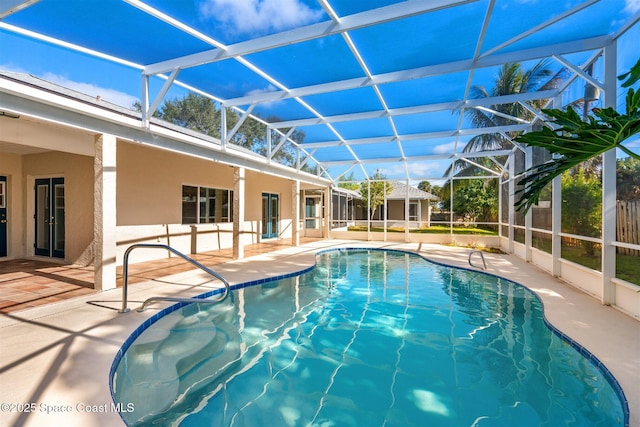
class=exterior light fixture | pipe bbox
[584,84,600,102]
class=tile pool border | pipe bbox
[109,247,629,427]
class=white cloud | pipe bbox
[199,0,324,36]
[625,0,640,13]
[0,65,138,108]
[246,84,277,96]
[42,73,138,108]
[432,140,458,154]
[379,163,406,178]
[379,159,450,180]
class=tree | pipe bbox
[514,58,640,212]
[444,61,563,178]
[359,170,392,220]
[617,157,640,200]
[159,93,221,137]
[417,180,431,192]
[561,168,602,256]
[462,61,561,152]
[441,179,498,224]
[154,93,311,171]
[338,172,360,191]
[430,184,443,210]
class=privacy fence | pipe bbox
[617,200,640,255]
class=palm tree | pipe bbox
[439,61,564,225]
[514,58,640,212]
[444,60,564,178]
[463,60,562,152]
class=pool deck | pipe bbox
[0,240,638,427]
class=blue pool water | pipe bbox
[111,249,627,426]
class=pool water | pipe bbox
[111,249,626,426]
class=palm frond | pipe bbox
[514,81,640,213]
[619,58,640,88]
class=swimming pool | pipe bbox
[111,249,628,426]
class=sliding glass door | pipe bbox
[34,177,65,258]
[0,176,6,257]
[261,193,279,239]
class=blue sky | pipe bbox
[0,0,638,181]
[1,0,638,104]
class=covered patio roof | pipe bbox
[0,0,638,183]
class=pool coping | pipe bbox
[1,240,638,427]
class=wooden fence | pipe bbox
[617,200,640,255]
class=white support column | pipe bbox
[601,42,617,305]
[524,146,533,262]
[292,180,300,246]
[221,107,227,151]
[498,175,503,239]
[94,133,117,291]
[383,182,387,242]
[233,167,245,260]
[367,181,371,241]
[141,74,150,128]
[551,94,563,277]
[404,179,410,242]
[449,178,454,237]
[508,153,515,253]
[267,129,272,161]
[551,175,562,276]
[323,187,330,238]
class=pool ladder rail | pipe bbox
[468,250,487,270]
[118,243,231,313]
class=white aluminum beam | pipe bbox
[0,0,38,18]
[479,0,599,58]
[301,124,531,149]
[319,150,512,166]
[146,68,180,121]
[270,127,296,159]
[143,0,475,75]
[552,54,604,91]
[226,104,256,142]
[1,92,330,187]
[0,22,144,70]
[223,34,607,107]
[270,90,555,130]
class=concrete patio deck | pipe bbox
[0,240,637,426]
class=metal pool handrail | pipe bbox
[468,250,487,270]
[118,243,230,313]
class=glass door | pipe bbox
[305,196,321,229]
[34,177,65,258]
[0,176,6,257]
[261,193,279,239]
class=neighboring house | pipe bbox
[0,72,330,291]
[331,182,438,229]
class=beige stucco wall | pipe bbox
[420,200,431,223]
[0,152,25,259]
[2,134,307,268]
[114,142,297,264]
[386,199,431,223]
[116,141,296,234]
[246,170,294,238]
[117,141,236,225]
[22,151,94,264]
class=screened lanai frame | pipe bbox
[0,1,639,301]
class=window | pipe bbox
[182,185,233,224]
[409,202,418,221]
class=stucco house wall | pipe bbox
[0,152,25,260]
[22,151,94,265]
